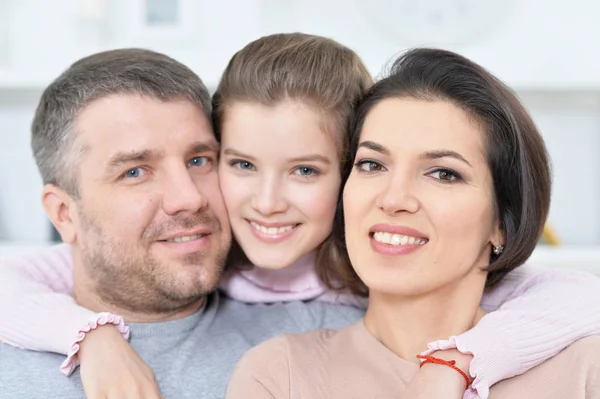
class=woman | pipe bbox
[0,38,599,399]
[226,48,600,398]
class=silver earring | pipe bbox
[493,245,504,255]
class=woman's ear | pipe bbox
[41,185,79,244]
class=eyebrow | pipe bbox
[107,149,163,170]
[106,141,219,171]
[423,150,472,168]
[288,154,331,164]
[358,141,390,155]
[186,141,220,158]
[222,148,256,162]
[222,149,330,165]
[358,141,472,167]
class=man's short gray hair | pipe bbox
[31,48,212,197]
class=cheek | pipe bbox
[432,191,495,242]
[343,174,371,227]
[87,190,157,238]
[217,168,247,217]
[299,176,340,222]
[195,173,231,234]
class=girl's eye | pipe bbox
[429,168,461,183]
[124,167,146,179]
[354,160,384,173]
[232,160,255,171]
[294,167,318,177]
[188,156,209,167]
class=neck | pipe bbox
[364,270,486,362]
[72,250,205,323]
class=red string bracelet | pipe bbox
[416,354,471,391]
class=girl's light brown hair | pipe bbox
[212,32,373,275]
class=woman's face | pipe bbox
[343,98,504,296]
[218,100,341,269]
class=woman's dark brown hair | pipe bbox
[317,48,552,295]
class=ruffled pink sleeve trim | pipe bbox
[59,312,130,376]
[422,337,483,399]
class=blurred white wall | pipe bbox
[0,0,599,248]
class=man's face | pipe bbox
[71,94,231,314]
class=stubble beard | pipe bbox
[77,209,229,315]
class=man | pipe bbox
[0,49,361,399]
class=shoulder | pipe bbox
[227,334,293,398]
[560,335,600,367]
[0,343,78,396]
[491,336,600,398]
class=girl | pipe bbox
[1,34,600,399]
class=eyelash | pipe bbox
[354,160,462,183]
[188,156,212,168]
[229,160,320,178]
[230,160,255,171]
[123,167,147,179]
[354,159,385,174]
[293,166,320,177]
[121,156,212,180]
[428,168,462,183]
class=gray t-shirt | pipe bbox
[0,291,364,399]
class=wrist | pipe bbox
[78,324,127,362]
[416,349,474,393]
[429,348,473,376]
[417,361,468,396]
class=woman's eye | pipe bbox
[124,167,146,179]
[233,161,255,171]
[429,168,460,182]
[188,156,209,167]
[355,160,384,173]
[294,167,318,177]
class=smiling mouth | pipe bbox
[161,233,210,243]
[370,232,428,246]
[248,221,300,236]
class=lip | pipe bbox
[369,223,427,256]
[246,219,300,243]
[369,224,428,239]
[159,227,212,242]
[245,218,299,228]
[156,233,212,254]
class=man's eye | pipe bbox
[188,156,209,167]
[124,168,146,179]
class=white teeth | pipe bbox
[167,234,204,243]
[372,232,428,246]
[250,221,295,236]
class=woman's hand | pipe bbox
[78,325,163,399]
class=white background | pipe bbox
[0,0,599,273]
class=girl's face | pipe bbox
[219,100,341,269]
[343,98,504,297]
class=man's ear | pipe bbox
[41,185,79,244]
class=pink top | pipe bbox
[1,243,600,399]
[226,321,600,398]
